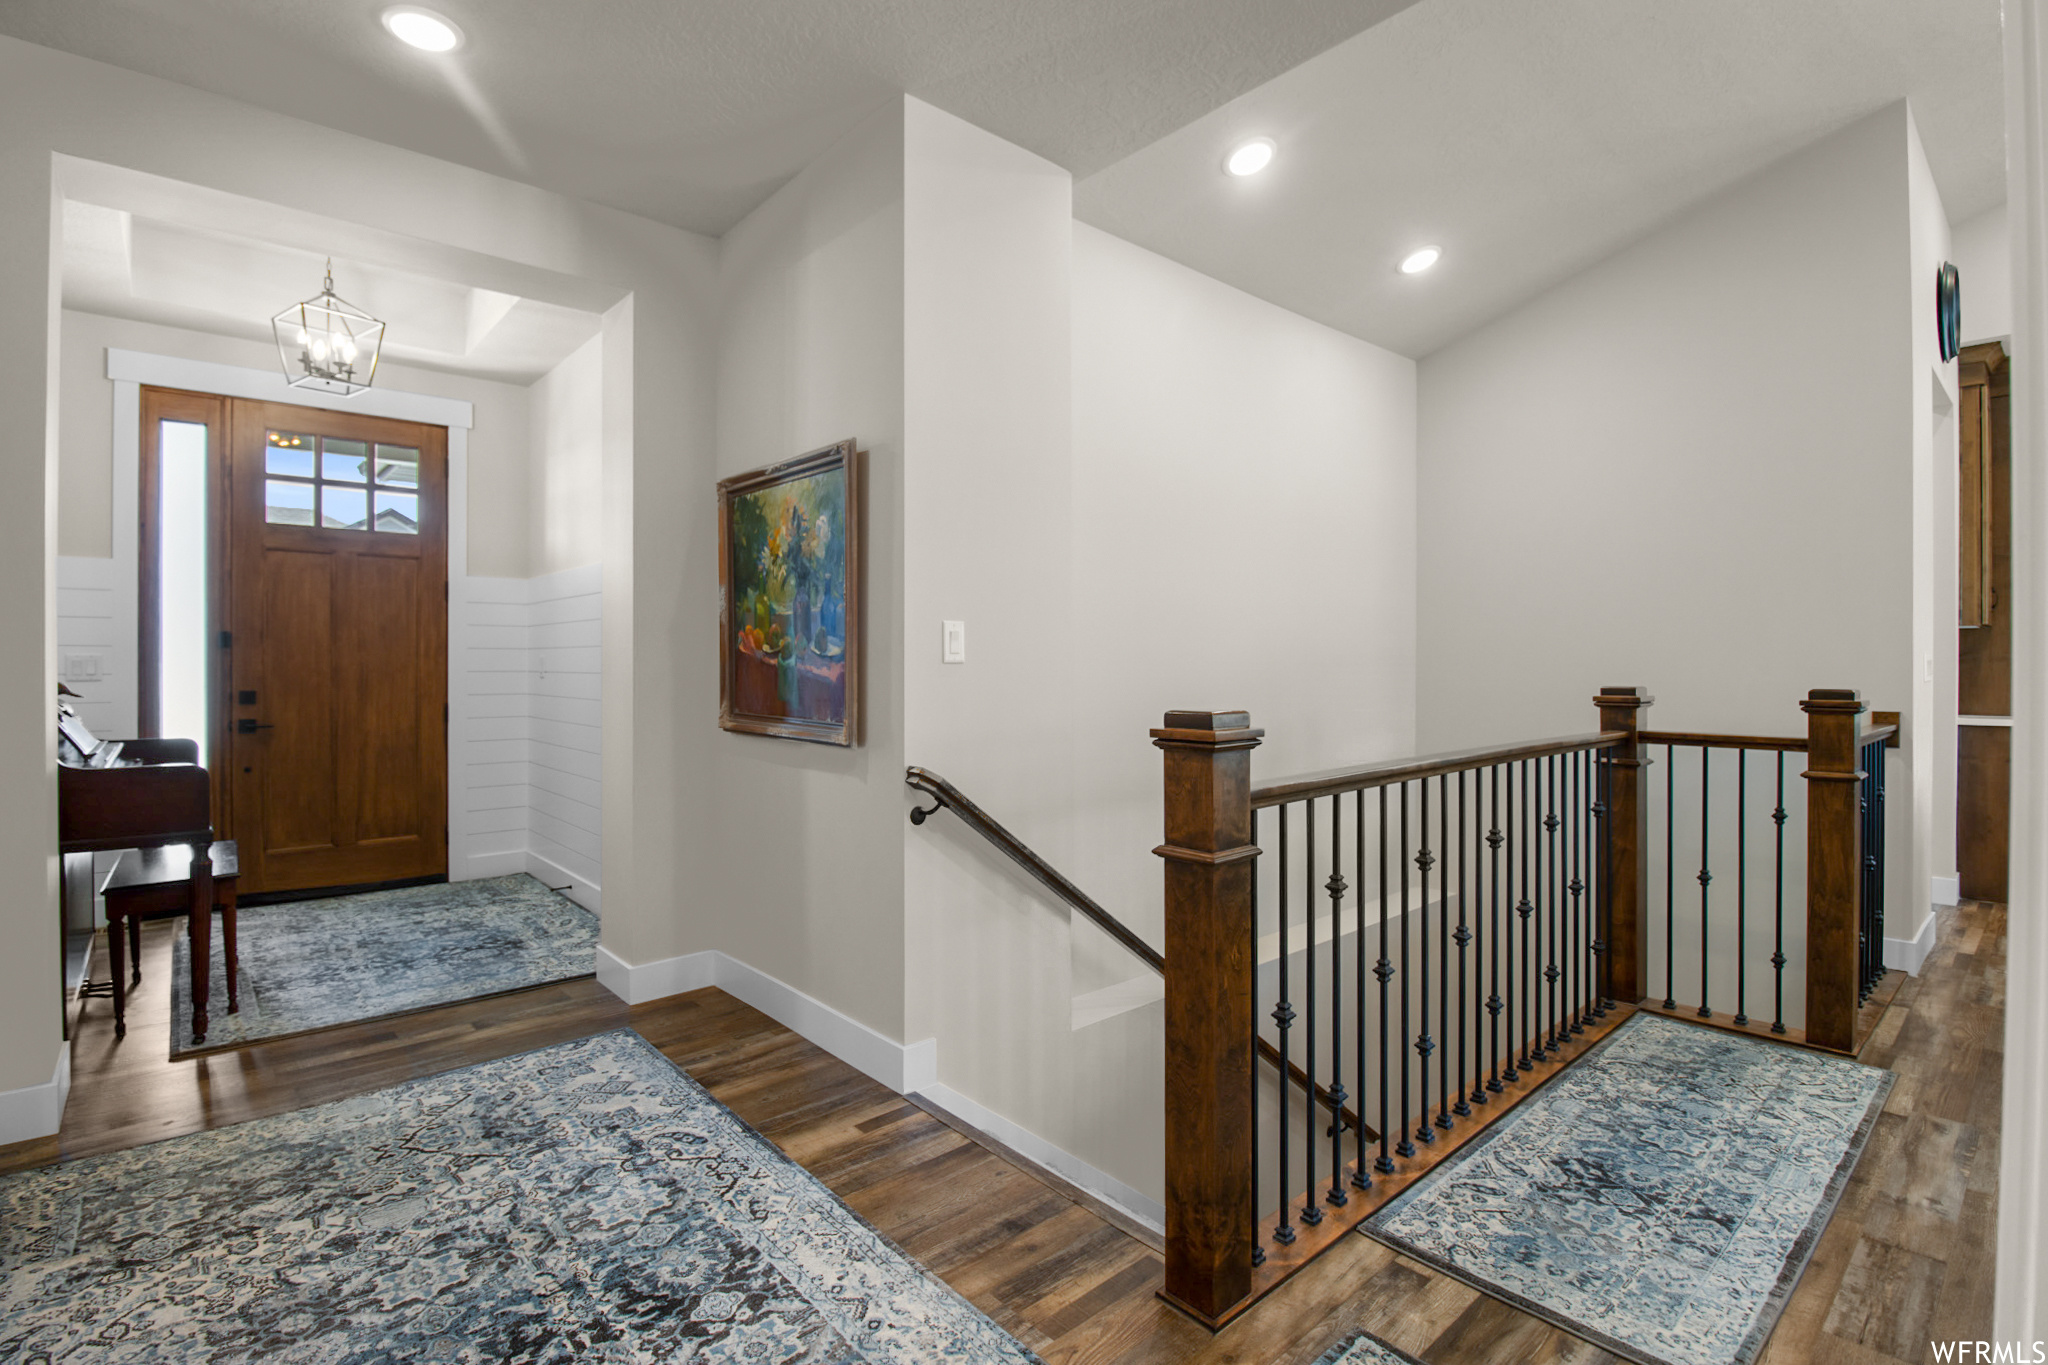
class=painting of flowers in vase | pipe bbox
[717,439,861,745]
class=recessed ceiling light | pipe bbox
[382,6,463,52]
[1225,139,1276,177]
[1399,246,1442,275]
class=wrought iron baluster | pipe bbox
[1325,793,1348,1208]
[1435,772,1452,1130]
[1568,749,1586,1034]
[1301,800,1321,1226]
[1353,791,1371,1190]
[1376,787,1395,1173]
[1488,763,1506,1092]
[1250,807,1264,1266]
[1396,783,1415,1160]
[1736,750,1749,1026]
[1544,753,1562,1052]
[1857,745,1871,1001]
[1518,758,1534,1072]
[1698,746,1712,1019]
[1874,742,1888,989]
[1664,742,1677,1010]
[1274,803,1295,1245]
[1772,752,1788,1034]
[1589,749,1605,1015]
[1457,768,1476,1114]
[1415,778,1436,1146]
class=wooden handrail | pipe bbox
[904,765,1368,1140]
[1639,729,1808,752]
[1249,731,1624,808]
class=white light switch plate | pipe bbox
[942,620,966,664]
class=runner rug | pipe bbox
[0,1030,1038,1364]
[1360,1012,1891,1365]
[169,873,597,1060]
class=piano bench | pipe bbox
[99,841,239,1043]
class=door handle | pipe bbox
[236,719,275,734]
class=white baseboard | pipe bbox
[1932,874,1961,908]
[914,1081,1164,1236]
[592,946,935,1094]
[595,945,718,1004]
[1886,906,1941,976]
[526,849,601,914]
[0,1047,70,1146]
[456,849,529,882]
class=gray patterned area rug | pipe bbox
[170,874,597,1059]
[1312,1329,1431,1364]
[1360,1013,1891,1365]
[0,1030,1039,1364]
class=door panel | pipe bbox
[257,548,340,854]
[228,399,447,894]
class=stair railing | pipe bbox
[1152,686,1903,1328]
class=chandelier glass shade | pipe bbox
[272,262,384,397]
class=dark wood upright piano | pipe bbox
[58,700,218,1043]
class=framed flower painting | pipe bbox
[716,439,861,745]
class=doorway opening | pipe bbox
[140,386,450,899]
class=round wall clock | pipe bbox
[1937,261,1961,362]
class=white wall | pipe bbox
[0,35,720,1120]
[710,103,909,1042]
[897,154,1415,1206]
[530,333,604,577]
[1417,104,1923,982]
[1908,111,1959,945]
[1953,203,2014,345]
[459,564,603,906]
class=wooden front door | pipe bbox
[226,400,448,895]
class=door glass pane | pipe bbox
[375,445,419,487]
[374,490,420,534]
[160,421,209,767]
[265,479,315,525]
[322,484,368,530]
[265,431,314,478]
[322,438,370,483]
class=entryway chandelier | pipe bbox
[272,260,384,397]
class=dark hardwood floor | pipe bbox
[1,900,2003,1364]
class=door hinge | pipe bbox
[443,702,449,723]
[219,630,232,649]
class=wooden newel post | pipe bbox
[1152,708,1264,1327]
[1802,688,1867,1053]
[1594,687,1653,1006]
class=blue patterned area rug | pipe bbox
[1312,1329,1431,1365]
[0,1030,1039,1363]
[1360,1013,1891,1365]
[169,874,597,1060]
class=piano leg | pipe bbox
[221,876,238,1015]
[108,909,128,1041]
[188,847,212,1045]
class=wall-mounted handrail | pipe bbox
[904,765,1367,1140]
[906,766,1162,973]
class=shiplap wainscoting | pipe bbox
[454,565,602,910]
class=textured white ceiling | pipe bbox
[1075,0,2007,357]
[0,0,1421,236]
